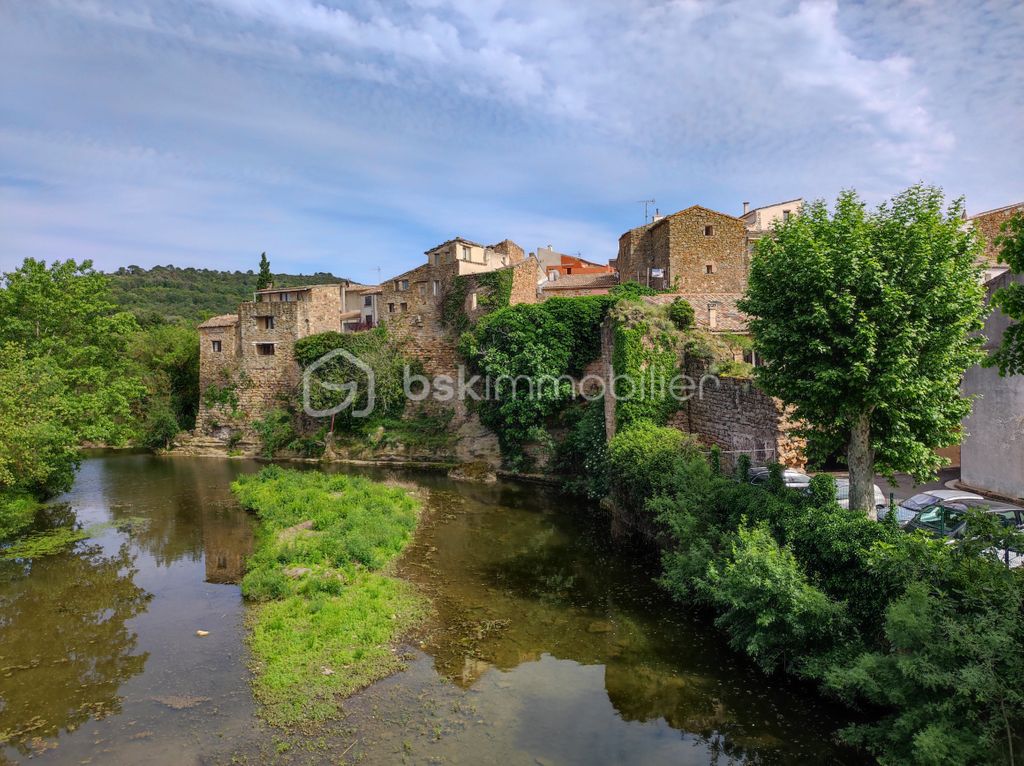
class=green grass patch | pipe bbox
[0,492,43,541]
[232,466,427,727]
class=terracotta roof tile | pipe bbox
[198,314,238,329]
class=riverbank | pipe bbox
[231,466,428,728]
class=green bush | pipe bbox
[251,408,297,458]
[552,399,609,500]
[704,523,849,673]
[668,297,695,330]
[141,401,180,450]
[606,421,699,511]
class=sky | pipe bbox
[1,0,1022,284]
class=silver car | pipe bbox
[834,477,886,511]
[747,466,812,490]
[878,488,983,527]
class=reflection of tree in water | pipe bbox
[0,541,151,753]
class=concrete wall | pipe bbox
[961,271,1024,500]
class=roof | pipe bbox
[348,284,380,293]
[643,293,748,333]
[424,236,485,254]
[541,273,618,291]
[969,201,1024,219]
[653,205,747,227]
[255,283,341,294]
[198,314,238,329]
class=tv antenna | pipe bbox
[374,266,382,285]
[636,198,656,224]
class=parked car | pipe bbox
[747,466,812,490]
[904,498,1024,567]
[834,477,887,511]
[878,489,983,527]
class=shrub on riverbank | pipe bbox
[232,466,427,727]
[612,422,1024,764]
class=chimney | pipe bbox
[708,301,719,330]
[742,201,750,215]
[651,208,664,223]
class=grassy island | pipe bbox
[231,466,426,727]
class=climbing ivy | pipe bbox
[441,276,470,333]
[610,301,683,429]
[476,269,514,311]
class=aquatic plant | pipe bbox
[232,466,426,727]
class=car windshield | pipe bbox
[901,493,940,512]
[914,503,968,533]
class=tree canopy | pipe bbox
[256,252,273,291]
[739,186,986,514]
[986,212,1024,376]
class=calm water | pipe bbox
[0,455,864,765]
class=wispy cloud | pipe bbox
[1,0,1021,281]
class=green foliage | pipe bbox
[0,526,89,560]
[667,297,696,330]
[140,401,180,450]
[459,295,617,464]
[0,493,43,541]
[611,301,683,428]
[552,399,609,500]
[739,186,986,509]
[609,281,658,299]
[703,523,849,674]
[607,416,1024,763]
[987,212,1024,376]
[130,320,199,438]
[202,378,240,414]
[441,276,471,333]
[710,358,754,378]
[476,268,514,311]
[606,421,700,511]
[0,258,145,446]
[106,264,350,324]
[232,467,426,725]
[251,408,298,458]
[256,252,273,291]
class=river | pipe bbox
[0,454,865,764]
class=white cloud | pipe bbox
[1,0,1021,277]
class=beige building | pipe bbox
[740,198,803,235]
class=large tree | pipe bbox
[739,186,986,516]
[256,251,273,290]
[986,212,1024,376]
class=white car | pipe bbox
[747,466,812,490]
[834,477,887,511]
[878,488,983,527]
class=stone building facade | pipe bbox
[616,205,750,292]
[969,202,1024,264]
[196,283,349,434]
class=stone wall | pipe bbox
[616,206,749,292]
[971,203,1024,264]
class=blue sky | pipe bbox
[1,0,1022,284]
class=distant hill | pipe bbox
[106,265,353,324]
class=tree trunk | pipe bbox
[847,410,877,519]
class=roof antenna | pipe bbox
[637,198,656,224]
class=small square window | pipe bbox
[256,343,275,356]
[388,302,396,313]
[783,209,791,222]
[705,263,716,275]
[211,340,222,352]
[364,295,373,307]
[704,225,714,237]
[400,302,408,312]
[418,283,426,297]
[461,245,470,260]
[432,280,441,295]
[262,316,275,330]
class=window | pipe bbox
[565,267,572,275]
[388,302,396,313]
[548,270,559,281]
[417,283,426,297]
[783,209,791,222]
[400,302,408,312]
[211,340,222,352]
[470,293,478,310]
[705,263,716,275]
[280,292,291,302]
[461,245,470,260]
[364,295,373,307]
[262,316,275,330]
[704,225,714,237]
[256,343,275,356]
[401,279,409,291]
[432,280,441,295]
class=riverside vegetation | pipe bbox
[231,466,426,727]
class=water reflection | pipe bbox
[0,542,150,753]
